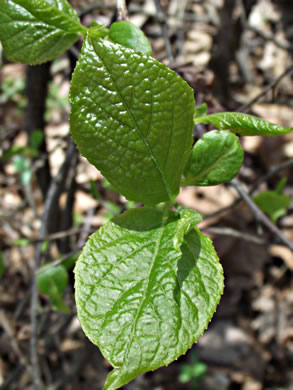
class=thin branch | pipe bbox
[36,246,85,275]
[154,0,174,64]
[175,0,189,57]
[247,25,292,52]
[30,227,84,243]
[204,159,293,220]
[238,65,293,112]
[30,140,76,390]
[78,2,211,23]
[250,159,293,195]
[230,178,293,251]
[116,0,128,21]
[202,226,282,246]
[79,2,115,18]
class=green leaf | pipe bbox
[75,207,223,390]
[0,0,86,65]
[109,21,152,56]
[193,103,208,120]
[70,29,194,205]
[14,238,30,246]
[0,251,5,278]
[63,252,79,270]
[183,130,244,186]
[37,264,70,313]
[275,177,287,195]
[254,191,291,223]
[193,112,293,136]
[30,130,44,150]
[174,208,202,251]
[90,179,101,200]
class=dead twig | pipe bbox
[116,0,128,21]
[202,226,282,246]
[154,0,174,64]
[30,140,76,390]
[250,159,293,195]
[247,25,292,52]
[36,246,85,275]
[205,158,293,220]
[237,65,293,112]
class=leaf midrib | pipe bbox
[119,207,169,368]
[190,143,233,183]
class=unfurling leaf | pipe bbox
[193,112,292,136]
[75,207,223,390]
[183,130,244,186]
[0,0,86,65]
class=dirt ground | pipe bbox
[0,0,293,389]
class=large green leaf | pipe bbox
[193,112,292,136]
[70,29,194,205]
[0,0,86,65]
[183,130,244,186]
[75,207,223,390]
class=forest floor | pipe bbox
[0,0,293,389]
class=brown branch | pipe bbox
[30,140,76,390]
[204,159,293,220]
[116,0,128,21]
[202,226,283,246]
[237,65,293,112]
[154,0,174,64]
[230,178,293,251]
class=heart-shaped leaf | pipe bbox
[193,112,292,136]
[0,0,86,65]
[70,29,194,205]
[109,21,152,55]
[75,207,223,390]
[183,130,244,186]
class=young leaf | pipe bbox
[254,190,291,223]
[183,130,244,186]
[37,264,70,313]
[275,177,287,195]
[0,0,86,65]
[75,207,223,390]
[193,112,292,136]
[70,29,194,205]
[109,21,152,56]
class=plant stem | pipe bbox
[116,0,128,21]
